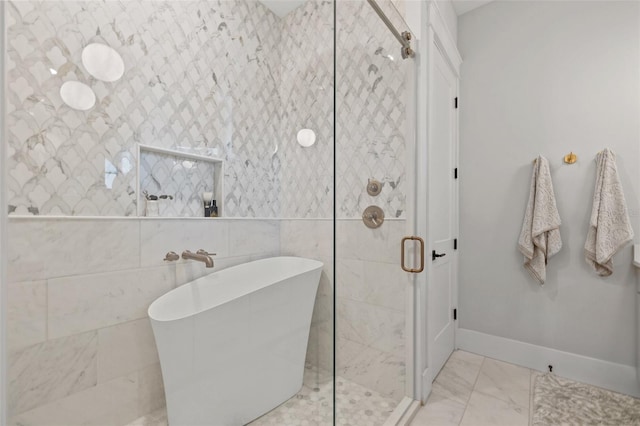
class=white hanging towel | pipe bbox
[518,155,562,285]
[584,148,634,276]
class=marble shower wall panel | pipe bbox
[279,1,334,218]
[6,0,281,217]
[7,0,410,220]
[335,0,408,220]
[280,219,334,377]
[279,0,409,219]
[280,218,409,401]
[336,219,409,402]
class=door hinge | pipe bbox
[453,308,457,320]
[455,97,458,109]
[454,238,457,250]
[454,168,458,179]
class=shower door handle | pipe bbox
[401,236,424,273]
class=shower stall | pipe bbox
[0,0,420,424]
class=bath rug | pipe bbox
[531,373,640,425]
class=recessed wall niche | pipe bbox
[137,144,224,218]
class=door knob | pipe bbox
[432,250,446,261]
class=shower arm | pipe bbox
[366,0,415,59]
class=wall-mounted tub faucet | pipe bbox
[182,249,215,268]
[164,251,180,262]
[196,249,216,257]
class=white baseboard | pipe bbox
[457,328,640,398]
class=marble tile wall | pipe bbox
[6,1,413,425]
[6,217,280,424]
[276,0,412,404]
[7,0,409,220]
[331,0,411,404]
[336,219,410,402]
[279,1,334,218]
[281,218,410,403]
[334,0,409,220]
[6,0,281,217]
[279,0,410,220]
[280,219,334,380]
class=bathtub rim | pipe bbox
[148,256,324,322]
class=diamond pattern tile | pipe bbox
[335,0,409,219]
[6,0,281,217]
[279,0,335,218]
[7,0,411,220]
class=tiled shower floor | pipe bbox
[127,371,397,426]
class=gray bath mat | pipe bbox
[532,373,640,425]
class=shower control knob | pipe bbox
[362,206,385,229]
[367,179,383,196]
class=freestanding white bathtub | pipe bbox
[148,256,323,426]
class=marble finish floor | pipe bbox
[127,373,397,426]
[410,350,640,426]
[411,350,532,426]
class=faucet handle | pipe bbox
[164,251,180,262]
[196,249,217,256]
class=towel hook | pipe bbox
[563,152,578,164]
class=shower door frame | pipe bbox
[381,44,423,426]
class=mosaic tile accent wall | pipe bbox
[7,0,409,220]
[6,0,281,217]
[279,1,334,218]
[335,0,409,219]
[278,0,409,219]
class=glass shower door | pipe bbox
[334,0,418,423]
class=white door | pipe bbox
[426,40,458,381]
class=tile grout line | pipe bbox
[457,355,486,426]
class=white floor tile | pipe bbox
[459,388,529,426]
[410,352,532,426]
[410,390,466,426]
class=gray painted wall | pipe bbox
[458,1,640,366]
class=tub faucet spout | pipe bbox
[182,250,214,268]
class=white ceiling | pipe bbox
[258,0,307,17]
[451,0,494,16]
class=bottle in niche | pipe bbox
[203,192,213,217]
[210,200,218,217]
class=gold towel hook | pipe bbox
[563,152,578,164]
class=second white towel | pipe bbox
[518,156,562,285]
[585,148,634,276]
